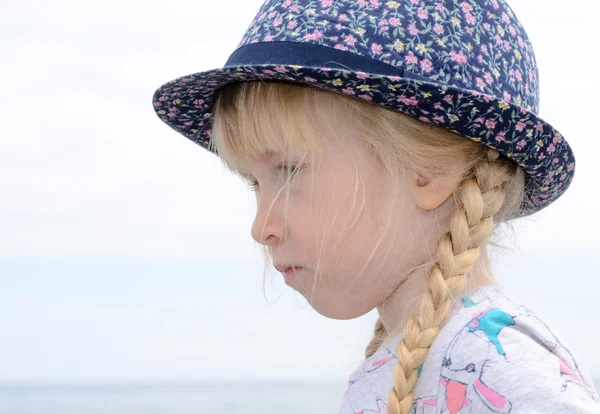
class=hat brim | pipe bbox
[152,63,574,217]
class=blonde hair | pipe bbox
[210,81,526,413]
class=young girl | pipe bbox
[152,0,599,412]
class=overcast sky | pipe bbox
[1,0,599,384]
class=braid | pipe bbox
[369,148,514,414]
[365,318,388,359]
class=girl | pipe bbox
[152,0,599,412]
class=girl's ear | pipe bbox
[414,170,462,211]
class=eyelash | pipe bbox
[247,164,305,192]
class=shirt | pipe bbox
[339,285,600,413]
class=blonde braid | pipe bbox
[365,318,388,359]
[381,148,514,414]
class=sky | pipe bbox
[1,0,599,384]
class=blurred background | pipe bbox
[1,0,598,412]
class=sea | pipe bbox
[0,379,598,413]
[0,382,347,414]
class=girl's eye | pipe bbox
[276,163,305,180]
[246,164,305,192]
[248,180,259,192]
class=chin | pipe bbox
[308,297,374,320]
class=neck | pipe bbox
[376,246,497,343]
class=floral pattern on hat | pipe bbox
[152,0,575,216]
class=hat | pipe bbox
[152,0,575,216]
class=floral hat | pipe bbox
[152,0,575,216]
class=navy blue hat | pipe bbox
[152,0,575,216]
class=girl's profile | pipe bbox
[152,0,600,412]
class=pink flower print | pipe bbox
[342,87,356,95]
[320,0,333,6]
[408,23,420,35]
[344,34,357,46]
[434,115,445,122]
[492,0,499,8]
[538,153,546,161]
[434,102,442,109]
[515,120,526,132]
[411,0,419,4]
[401,96,419,106]
[483,22,491,31]
[334,43,349,51]
[359,94,373,101]
[552,157,559,164]
[193,98,204,107]
[184,120,193,126]
[389,17,401,27]
[509,26,517,37]
[405,50,418,65]
[356,72,370,79]
[389,76,402,81]
[421,59,433,73]
[567,162,575,172]
[494,34,502,45]
[485,119,497,129]
[357,0,368,7]
[444,94,453,103]
[484,72,493,85]
[275,65,289,73]
[502,12,510,23]
[516,139,526,150]
[434,23,444,34]
[304,29,324,41]
[450,50,468,64]
[535,121,544,132]
[466,13,476,25]
[167,107,178,118]
[503,40,511,52]
[371,43,383,55]
[460,1,473,13]
[258,11,267,21]
[547,143,557,154]
[290,4,300,11]
[282,0,292,7]
[515,70,522,82]
[268,11,277,19]
[304,76,318,83]
[518,36,524,48]
[417,7,429,19]
[476,77,486,90]
[370,0,382,7]
[340,13,347,20]
[553,133,563,144]
[261,70,276,75]
[495,131,507,142]
[287,20,298,29]
[435,2,445,12]
[263,35,274,41]
[503,91,511,102]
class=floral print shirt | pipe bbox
[340,286,600,413]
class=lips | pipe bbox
[275,264,303,274]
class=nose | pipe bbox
[250,192,285,247]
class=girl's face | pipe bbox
[239,126,442,320]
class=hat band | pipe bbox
[224,41,431,82]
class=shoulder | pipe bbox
[411,285,600,413]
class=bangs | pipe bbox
[209,81,327,177]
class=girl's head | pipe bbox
[210,80,525,410]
